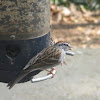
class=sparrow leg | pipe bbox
[61,62,63,67]
[46,68,56,78]
[61,61,67,67]
[63,61,67,65]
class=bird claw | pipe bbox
[63,61,67,65]
[61,61,67,67]
[47,68,56,78]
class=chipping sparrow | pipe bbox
[7,41,72,89]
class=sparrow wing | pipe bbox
[37,46,61,64]
[23,46,61,70]
[23,52,44,70]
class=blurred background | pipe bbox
[50,0,100,48]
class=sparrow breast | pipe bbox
[59,49,66,63]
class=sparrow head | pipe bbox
[54,41,72,51]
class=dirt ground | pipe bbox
[51,22,100,48]
[50,6,100,48]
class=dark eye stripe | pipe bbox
[64,43,68,46]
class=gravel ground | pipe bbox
[0,48,100,100]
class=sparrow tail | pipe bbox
[7,71,29,89]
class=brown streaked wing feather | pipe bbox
[38,46,61,64]
[23,46,61,70]
[23,52,42,70]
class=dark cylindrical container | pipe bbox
[0,0,50,83]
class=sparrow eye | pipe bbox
[66,44,68,46]
[65,44,68,46]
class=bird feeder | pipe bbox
[0,0,50,83]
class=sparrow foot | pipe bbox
[63,61,67,65]
[46,68,56,78]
